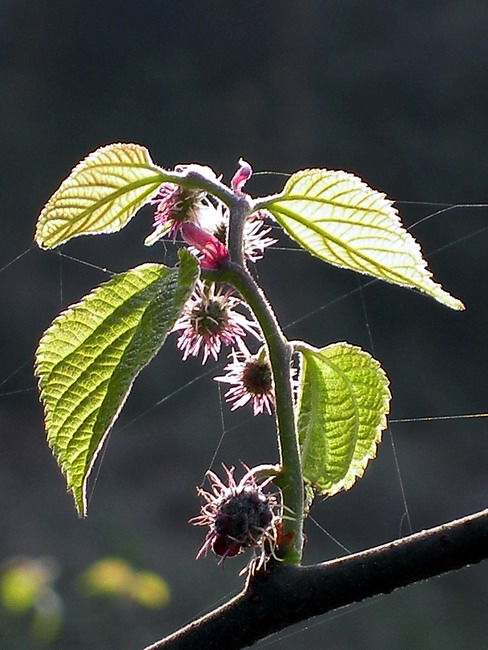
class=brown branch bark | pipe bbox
[142,507,488,650]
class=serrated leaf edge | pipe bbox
[265,169,465,311]
[296,341,391,496]
[35,253,199,515]
[35,143,166,249]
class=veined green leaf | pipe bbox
[264,169,464,310]
[35,143,166,249]
[296,342,390,496]
[35,250,199,516]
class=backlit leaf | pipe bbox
[296,342,390,496]
[264,169,464,310]
[35,143,166,248]
[35,250,199,515]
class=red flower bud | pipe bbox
[181,222,229,269]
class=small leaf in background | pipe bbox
[130,572,170,609]
[35,250,199,516]
[35,143,166,249]
[264,169,464,310]
[0,557,56,613]
[0,557,62,644]
[296,342,390,497]
[79,558,169,609]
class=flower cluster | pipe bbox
[191,465,280,571]
[147,163,291,570]
[146,162,277,265]
[147,161,282,415]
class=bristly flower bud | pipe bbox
[191,464,281,572]
[215,345,298,415]
[214,345,275,415]
[147,183,204,243]
[145,164,222,247]
[172,281,261,364]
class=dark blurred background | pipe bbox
[1,1,487,648]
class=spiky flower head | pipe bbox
[242,213,277,263]
[145,164,221,246]
[215,346,275,415]
[173,281,261,364]
[196,205,277,263]
[192,464,280,571]
[145,183,203,244]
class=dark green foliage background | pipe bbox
[0,1,487,648]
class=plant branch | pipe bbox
[142,507,488,650]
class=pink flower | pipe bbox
[231,158,253,193]
[181,222,229,270]
[145,165,276,263]
[145,164,222,247]
[149,183,204,241]
[196,205,277,263]
[191,464,280,570]
[215,346,276,415]
[242,215,277,263]
[173,281,261,364]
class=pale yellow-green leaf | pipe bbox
[296,342,391,496]
[264,169,464,310]
[35,143,166,248]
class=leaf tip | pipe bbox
[75,496,88,519]
[435,288,465,311]
[450,297,466,311]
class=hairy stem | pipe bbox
[156,167,239,208]
[225,265,304,562]
[188,171,304,561]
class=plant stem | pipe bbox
[155,166,239,208]
[186,169,305,562]
[225,265,304,562]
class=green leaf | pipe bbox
[35,250,199,516]
[264,169,464,310]
[296,342,390,496]
[35,143,166,249]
